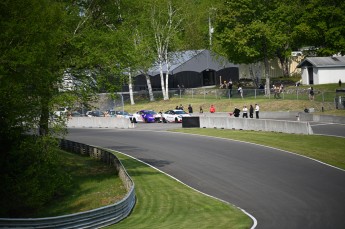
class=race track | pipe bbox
[66,125,345,229]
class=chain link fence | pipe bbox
[72,88,343,115]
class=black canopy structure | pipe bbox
[131,49,239,90]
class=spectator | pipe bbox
[249,105,254,118]
[238,86,243,98]
[309,87,314,100]
[188,104,193,114]
[242,106,248,118]
[199,106,204,113]
[255,104,260,119]
[210,104,216,113]
[228,79,233,97]
[274,85,281,99]
[233,107,240,117]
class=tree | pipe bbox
[270,1,305,77]
[0,0,78,215]
[215,0,283,95]
[294,0,345,56]
[150,1,183,100]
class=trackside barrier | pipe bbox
[298,113,345,124]
[0,140,135,229]
[67,117,134,129]
[199,117,314,135]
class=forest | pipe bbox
[1,0,344,216]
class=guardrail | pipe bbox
[198,117,313,135]
[0,140,136,229]
[67,117,135,129]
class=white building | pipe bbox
[297,56,345,85]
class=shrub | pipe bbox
[0,135,72,217]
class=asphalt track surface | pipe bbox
[66,122,345,229]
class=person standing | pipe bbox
[249,105,254,118]
[199,106,203,113]
[210,104,216,113]
[242,106,248,118]
[309,87,314,100]
[228,79,233,97]
[255,104,260,119]
[238,86,243,98]
[188,104,193,114]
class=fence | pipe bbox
[72,88,341,115]
[0,140,135,229]
[113,88,338,103]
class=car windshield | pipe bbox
[144,110,156,114]
[174,110,187,114]
[117,111,129,115]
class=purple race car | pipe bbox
[132,110,161,123]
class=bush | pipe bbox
[0,135,72,217]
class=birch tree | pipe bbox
[215,0,281,96]
[151,2,182,100]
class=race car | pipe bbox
[132,110,160,123]
[162,109,191,123]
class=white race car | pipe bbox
[162,110,191,123]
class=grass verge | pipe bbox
[171,128,345,170]
[33,150,127,217]
[106,152,252,229]
[30,149,252,229]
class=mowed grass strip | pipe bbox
[33,150,127,217]
[107,152,252,229]
[30,149,252,228]
[172,128,345,170]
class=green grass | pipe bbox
[32,150,127,217]
[171,128,345,170]
[106,152,252,229]
[30,150,252,228]
[123,83,345,116]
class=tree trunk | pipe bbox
[159,60,167,99]
[145,73,155,101]
[39,98,50,136]
[164,55,170,100]
[249,64,259,88]
[128,71,135,105]
[264,57,270,96]
[279,56,290,77]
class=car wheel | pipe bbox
[145,118,148,123]
[133,118,137,123]
[163,118,167,123]
[175,117,178,122]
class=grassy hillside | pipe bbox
[122,84,345,116]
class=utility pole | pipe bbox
[208,7,216,50]
[208,13,214,50]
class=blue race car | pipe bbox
[132,110,160,123]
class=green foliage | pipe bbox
[0,136,72,217]
[296,0,345,56]
[214,0,281,64]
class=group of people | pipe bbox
[208,104,260,119]
[272,84,284,99]
[232,104,260,119]
[219,79,235,97]
[175,104,194,114]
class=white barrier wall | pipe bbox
[298,113,345,124]
[67,117,134,129]
[193,112,300,120]
[199,117,313,135]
